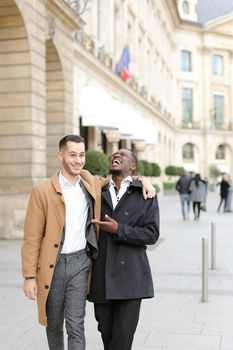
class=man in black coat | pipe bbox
[217,174,230,212]
[89,148,160,350]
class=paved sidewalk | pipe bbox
[0,192,233,349]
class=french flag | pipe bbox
[115,45,131,81]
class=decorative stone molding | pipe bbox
[139,86,148,100]
[134,141,146,152]
[105,129,120,143]
[129,76,138,92]
[48,15,56,39]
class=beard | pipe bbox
[110,167,122,176]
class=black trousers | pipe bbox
[94,299,141,350]
[217,196,228,212]
[193,201,201,218]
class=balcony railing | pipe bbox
[213,121,233,130]
[182,121,200,129]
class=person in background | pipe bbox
[200,177,209,212]
[89,148,160,350]
[175,171,192,220]
[189,173,206,220]
[225,175,232,212]
[217,174,231,213]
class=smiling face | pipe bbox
[58,141,85,183]
[110,148,136,177]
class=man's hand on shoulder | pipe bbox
[137,176,156,199]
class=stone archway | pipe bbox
[46,40,65,176]
[0,1,32,238]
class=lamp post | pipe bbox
[66,0,90,15]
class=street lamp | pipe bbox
[68,0,90,15]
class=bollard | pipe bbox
[210,222,216,270]
[201,238,208,302]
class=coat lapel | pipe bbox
[81,178,96,199]
[50,174,65,229]
[102,187,113,211]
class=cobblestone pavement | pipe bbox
[1,192,233,349]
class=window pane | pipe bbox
[212,55,223,75]
[216,144,225,160]
[182,88,193,122]
[181,50,192,71]
[213,94,224,123]
[182,1,190,14]
[183,143,194,160]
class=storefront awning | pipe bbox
[79,86,156,144]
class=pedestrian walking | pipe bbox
[89,148,160,350]
[189,173,206,220]
[200,176,209,212]
[225,175,232,212]
[175,171,192,220]
[217,174,230,213]
[21,135,155,350]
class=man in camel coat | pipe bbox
[21,134,154,350]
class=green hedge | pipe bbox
[209,164,221,178]
[140,160,153,176]
[84,150,109,177]
[151,162,161,177]
[165,165,184,176]
[153,184,160,193]
[136,160,144,175]
[163,182,175,190]
[137,159,161,177]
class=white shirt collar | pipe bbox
[59,171,81,188]
[109,175,133,188]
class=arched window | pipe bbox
[216,144,225,160]
[182,1,190,14]
[183,143,194,160]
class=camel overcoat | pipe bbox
[21,170,106,326]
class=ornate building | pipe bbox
[0,0,233,237]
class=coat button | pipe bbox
[49,264,54,268]
[124,211,128,215]
[45,285,49,289]
[120,260,125,265]
[54,244,59,248]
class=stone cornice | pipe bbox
[164,0,181,27]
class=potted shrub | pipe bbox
[84,150,109,176]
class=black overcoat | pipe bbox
[89,181,160,302]
[220,179,230,198]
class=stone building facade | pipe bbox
[0,0,233,238]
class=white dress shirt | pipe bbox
[59,172,89,254]
[109,176,133,209]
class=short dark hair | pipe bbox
[59,135,85,150]
[122,148,138,166]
